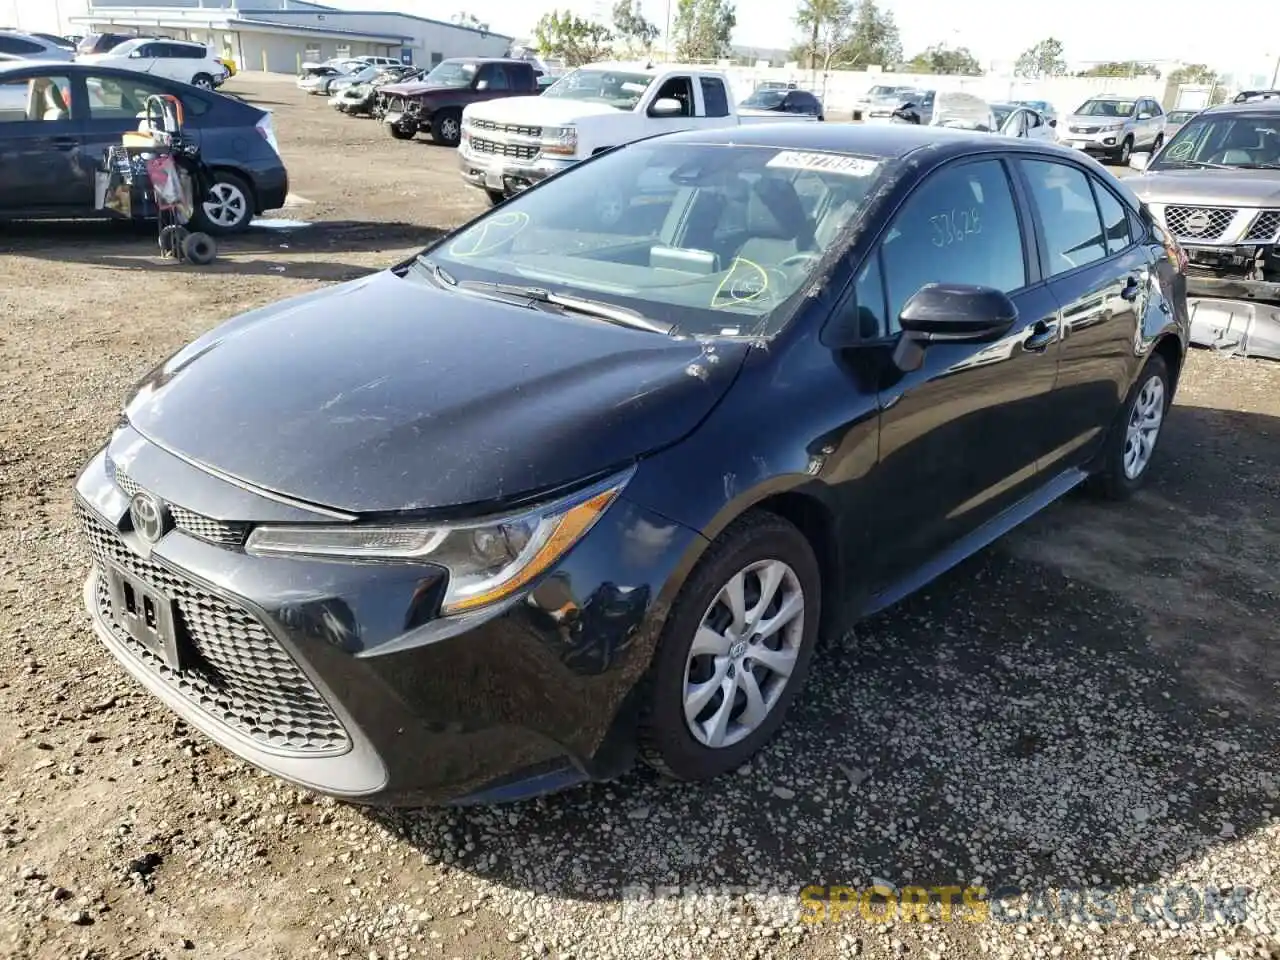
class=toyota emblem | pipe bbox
[1183,211,1212,235]
[129,491,169,544]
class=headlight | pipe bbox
[540,125,577,156]
[244,470,631,615]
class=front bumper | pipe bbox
[457,142,576,197]
[73,435,701,806]
[1057,126,1128,152]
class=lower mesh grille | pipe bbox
[77,501,350,756]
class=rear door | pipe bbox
[1013,156,1152,473]
[0,69,84,211]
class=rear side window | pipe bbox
[700,77,729,117]
[880,158,1027,330]
[1021,159,1107,275]
[0,36,46,55]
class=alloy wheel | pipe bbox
[440,116,460,142]
[682,559,805,749]
[1123,375,1165,479]
[202,182,248,229]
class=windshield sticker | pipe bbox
[766,151,879,177]
[712,258,770,308]
[1165,137,1197,161]
[447,211,530,257]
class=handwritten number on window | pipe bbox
[929,207,982,247]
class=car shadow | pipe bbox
[362,399,1279,909]
[2,218,442,279]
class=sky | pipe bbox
[7,0,1280,80]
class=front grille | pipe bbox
[77,502,350,756]
[469,136,538,161]
[112,471,249,547]
[469,119,542,138]
[1163,205,1237,242]
[1244,210,1280,242]
[1071,125,1100,134]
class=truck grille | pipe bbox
[1163,205,1236,242]
[112,471,248,547]
[77,501,350,756]
[1244,210,1280,242]
[469,119,542,138]
[469,137,538,161]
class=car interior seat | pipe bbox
[41,82,69,121]
[734,175,817,265]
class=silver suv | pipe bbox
[1128,99,1280,302]
[1059,94,1166,164]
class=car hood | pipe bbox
[123,269,748,515]
[378,80,468,97]
[466,96,625,125]
[1129,169,1280,206]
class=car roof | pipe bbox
[655,122,1077,160]
[1201,99,1280,116]
[0,59,251,99]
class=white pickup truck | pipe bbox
[458,61,816,203]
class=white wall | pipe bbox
[249,12,511,66]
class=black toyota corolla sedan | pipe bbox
[73,123,1189,806]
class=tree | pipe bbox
[534,10,614,66]
[451,12,489,33]
[672,0,736,61]
[1078,60,1159,79]
[612,0,660,55]
[837,0,902,69]
[904,43,982,76]
[1169,63,1217,85]
[795,0,851,73]
[1014,37,1067,79]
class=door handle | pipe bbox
[1120,274,1141,301]
[51,136,78,151]
[1024,319,1059,352]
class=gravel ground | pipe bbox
[1,74,1277,960]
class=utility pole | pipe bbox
[663,0,672,62]
[1272,52,1279,88]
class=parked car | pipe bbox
[331,66,420,115]
[72,123,1188,808]
[379,57,542,145]
[738,85,824,120]
[326,62,382,96]
[1013,98,1059,126]
[891,90,996,131]
[990,101,1057,140]
[0,61,286,233]
[356,55,404,69]
[27,32,77,52]
[1163,108,1198,139]
[1059,94,1166,164]
[1233,90,1280,103]
[77,37,230,90]
[1127,98,1280,304]
[863,86,927,123]
[459,62,817,204]
[217,56,237,78]
[76,32,138,56]
[296,58,365,93]
[851,83,914,121]
[0,29,74,61]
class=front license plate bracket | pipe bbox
[105,565,183,671]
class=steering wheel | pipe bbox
[778,251,822,270]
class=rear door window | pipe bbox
[1020,159,1109,275]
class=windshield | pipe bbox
[1076,99,1134,117]
[422,142,886,338]
[1153,115,1280,169]
[422,60,476,88]
[743,90,786,108]
[867,85,902,99]
[542,69,653,109]
[1167,110,1196,123]
[991,104,1013,127]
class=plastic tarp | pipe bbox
[929,91,997,132]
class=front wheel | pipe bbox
[1152,133,1164,154]
[1087,353,1171,500]
[191,170,254,235]
[388,122,415,140]
[431,110,462,147]
[1117,136,1133,165]
[638,512,821,781]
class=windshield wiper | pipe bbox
[1160,159,1235,169]
[461,281,673,334]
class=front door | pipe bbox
[855,156,1064,591]
[0,71,83,211]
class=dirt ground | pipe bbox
[0,74,1278,960]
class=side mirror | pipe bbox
[1129,151,1151,172]
[1137,112,1152,120]
[892,283,1017,372]
[649,97,682,117]
[129,50,144,59]
[475,79,489,90]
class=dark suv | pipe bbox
[77,32,139,55]
[379,57,541,146]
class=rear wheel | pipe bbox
[192,73,214,90]
[432,109,462,147]
[638,512,821,780]
[1087,353,1171,500]
[192,170,253,235]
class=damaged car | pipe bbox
[378,57,542,146]
[1129,98,1280,357]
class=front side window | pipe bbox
[423,142,886,338]
[1153,114,1280,169]
[1021,159,1107,275]
[542,69,653,110]
[0,75,72,122]
[880,159,1027,330]
[651,76,693,116]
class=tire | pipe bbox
[1117,136,1133,165]
[157,224,188,259]
[192,170,254,235]
[1087,353,1171,501]
[484,189,506,207]
[638,511,822,781]
[431,109,462,147]
[388,122,415,140]
[181,231,217,265]
[192,73,214,90]
[1152,134,1164,154]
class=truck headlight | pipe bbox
[540,125,577,156]
[244,470,631,615]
